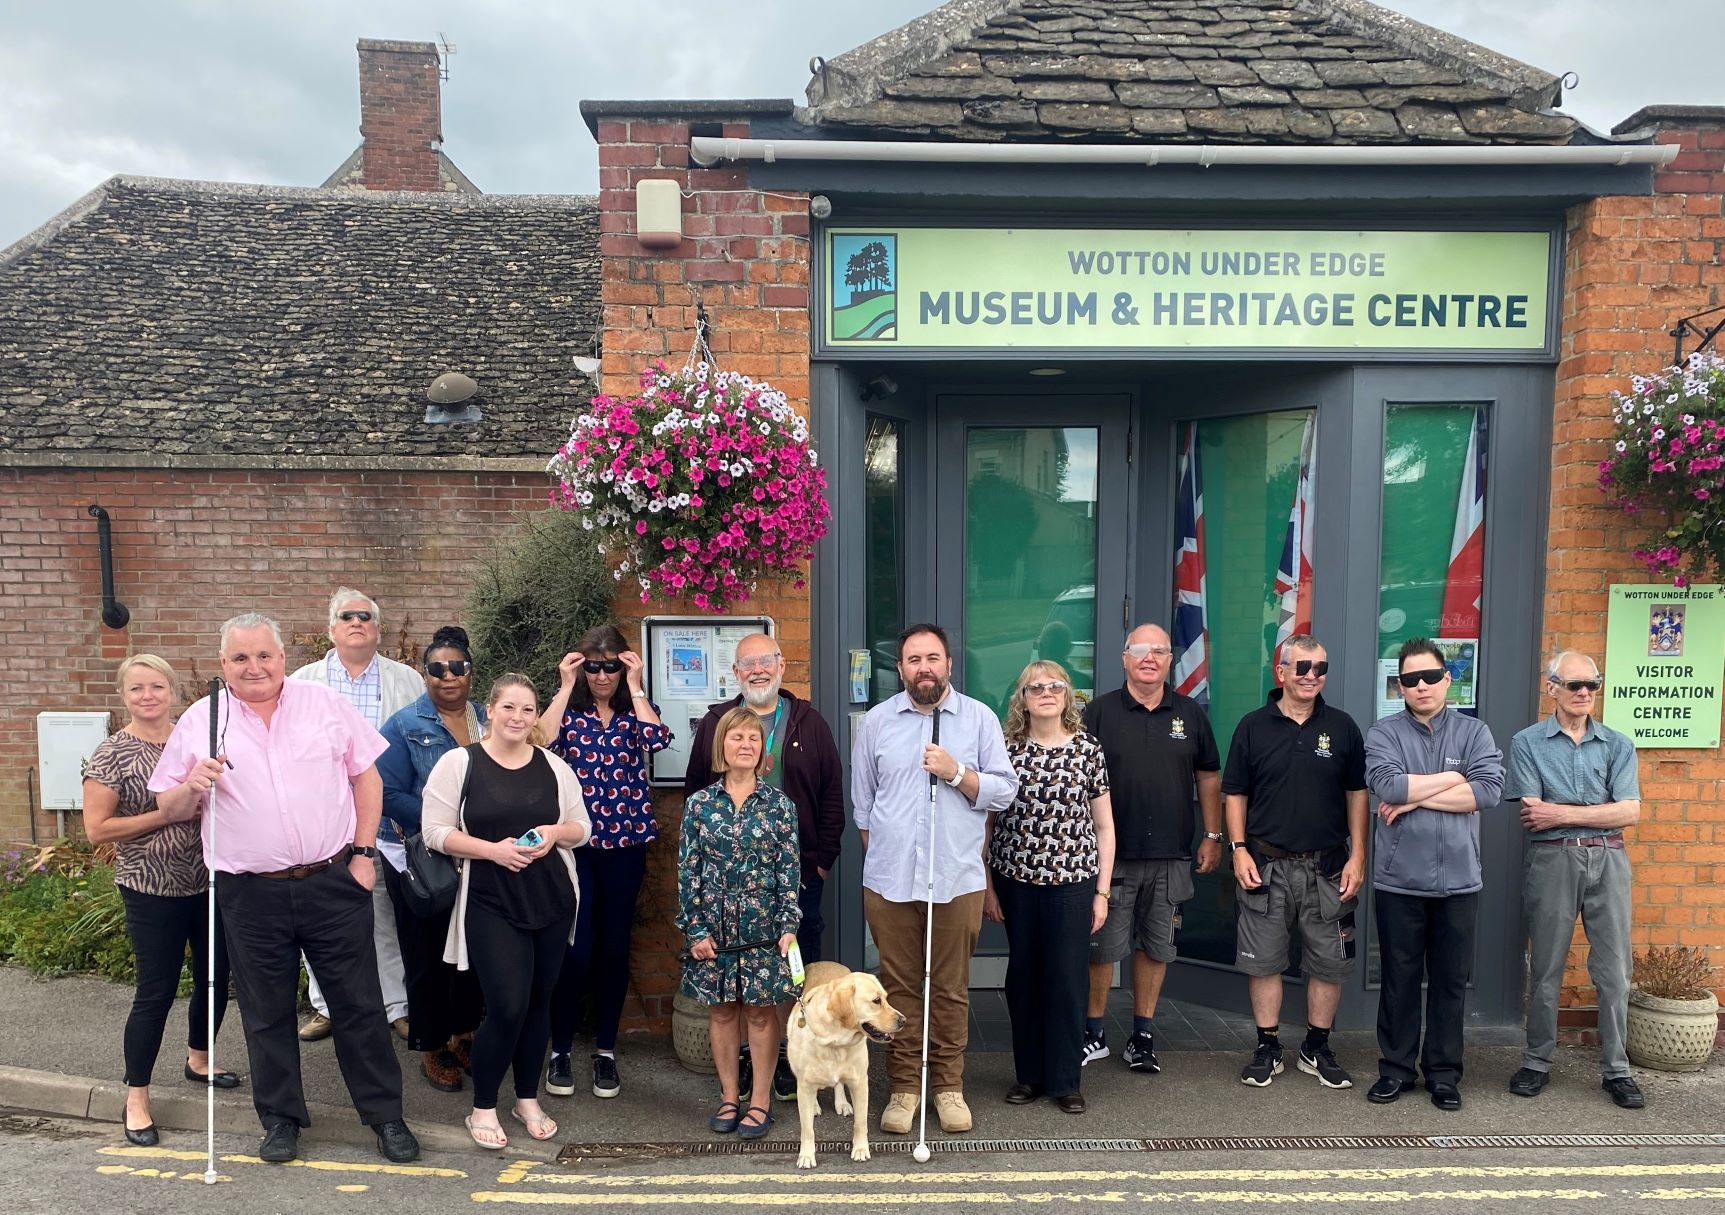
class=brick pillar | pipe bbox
[355,39,444,192]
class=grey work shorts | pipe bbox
[1089,857,1196,965]
[1234,854,1357,982]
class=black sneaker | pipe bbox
[1240,1041,1284,1087]
[1508,1067,1549,1098]
[1297,1042,1353,1089]
[1080,1029,1109,1067]
[1603,1076,1645,1109]
[1122,1031,1161,1074]
[773,1051,797,1101]
[545,1053,575,1097]
[592,1053,621,1099]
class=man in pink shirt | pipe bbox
[150,612,418,1165]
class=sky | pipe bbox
[1,0,1718,249]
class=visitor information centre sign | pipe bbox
[821,227,1553,358]
[1602,584,1725,749]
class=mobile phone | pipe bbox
[516,828,544,848]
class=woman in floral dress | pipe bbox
[678,705,801,1139]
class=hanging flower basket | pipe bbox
[1598,351,1725,586]
[548,361,829,612]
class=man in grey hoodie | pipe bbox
[1362,638,1503,1111]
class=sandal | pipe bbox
[709,1099,743,1134]
[464,1115,508,1151]
[510,1105,559,1142]
[738,1104,774,1140]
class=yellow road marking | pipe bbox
[94,1163,231,1183]
[497,1159,539,1185]
[469,1190,1616,1207]
[95,1144,465,1178]
[336,1184,371,1193]
[1643,1189,1725,1201]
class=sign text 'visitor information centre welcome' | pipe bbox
[822,228,1554,358]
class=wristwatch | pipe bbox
[1203,831,1225,843]
[946,761,968,788]
[1097,887,1112,901]
[1228,840,1248,853]
[351,845,379,859]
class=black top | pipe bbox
[464,747,574,930]
[1082,687,1219,861]
[1221,691,1366,854]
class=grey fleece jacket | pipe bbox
[1363,706,1504,898]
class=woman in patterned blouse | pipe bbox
[983,660,1115,1115]
[677,705,800,1139]
[537,625,671,1101]
[83,654,234,1148]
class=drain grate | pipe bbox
[1142,1135,1430,1152]
[1430,1133,1725,1150]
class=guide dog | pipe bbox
[786,960,906,1169]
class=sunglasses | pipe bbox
[1552,678,1602,693]
[1124,643,1173,659]
[735,654,783,673]
[336,610,374,623]
[583,659,625,675]
[1397,667,1447,688]
[426,660,471,678]
[1282,659,1330,677]
[1024,680,1068,696]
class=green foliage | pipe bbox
[465,506,618,699]
[0,865,135,982]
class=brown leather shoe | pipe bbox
[449,1035,474,1075]
[297,1013,333,1042]
[421,1049,463,1093]
[1054,1093,1087,1114]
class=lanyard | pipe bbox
[761,700,784,753]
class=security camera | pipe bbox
[809,195,833,220]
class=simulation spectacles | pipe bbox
[583,659,625,675]
[336,610,374,623]
[1281,659,1330,677]
[1551,677,1602,693]
[1124,643,1173,659]
[1024,680,1068,696]
[1397,667,1447,688]
[735,654,783,673]
[426,660,471,678]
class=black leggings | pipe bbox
[550,844,646,1055]
[120,885,230,1088]
[466,902,574,1109]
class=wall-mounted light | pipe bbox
[809,194,833,220]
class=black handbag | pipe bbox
[400,744,475,918]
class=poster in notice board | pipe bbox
[642,615,774,785]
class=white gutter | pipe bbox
[690,135,1676,169]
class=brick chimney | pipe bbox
[355,38,444,192]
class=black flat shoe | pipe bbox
[1004,1083,1041,1105]
[1366,1077,1413,1104]
[185,1063,241,1089]
[258,1121,299,1164]
[1054,1093,1087,1114]
[1429,1083,1462,1111]
[374,1118,421,1163]
[124,1123,159,1147]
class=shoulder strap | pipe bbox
[458,743,480,828]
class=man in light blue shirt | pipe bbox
[852,623,1016,1137]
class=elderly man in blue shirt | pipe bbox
[1503,650,1644,1110]
[852,623,1017,1137]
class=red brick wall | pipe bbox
[1547,121,1725,1017]
[356,39,444,192]
[594,113,814,1028]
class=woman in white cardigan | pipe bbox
[421,672,590,1151]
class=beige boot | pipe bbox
[880,1092,917,1135]
[935,1091,973,1133]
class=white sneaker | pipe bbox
[1081,1029,1109,1066]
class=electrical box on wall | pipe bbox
[635,178,683,248]
[36,712,111,810]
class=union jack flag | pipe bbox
[1271,415,1315,669]
[1172,422,1209,705]
[1440,411,1486,638]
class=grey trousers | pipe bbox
[1522,843,1632,1079]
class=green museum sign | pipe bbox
[821,227,1554,357]
[1602,584,1725,749]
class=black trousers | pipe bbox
[466,902,574,1109]
[381,861,483,1052]
[550,844,646,1055]
[119,886,230,1087]
[217,863,403,1129]
[1374,889,1478,1088]
[995,870,1095,1099]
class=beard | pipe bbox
[907,674,948,706]
[741,681,780,710]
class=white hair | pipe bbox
[1547,650,1600,680]
[327,586,381,630]
[220,612,284,652]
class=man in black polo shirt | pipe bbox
[1222,634,1367,1091]
[1081,623,1222,1075]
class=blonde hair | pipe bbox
[117,653,176,692]
[1003,661,1083,743]
[486,672,549,747]
[711,705,769,775]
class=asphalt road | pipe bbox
[5,1109,1725,1215]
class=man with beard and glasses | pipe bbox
[684,632,845,1102]
[852,624,1018,1137]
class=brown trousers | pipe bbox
[863,887,984,1095]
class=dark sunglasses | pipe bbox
[336,610,374,623]
[426,660,471,678]
[583,659,625,675]
[1397,667,1448,688]
[1553,678,1602,693]
[1283,659,1329,677]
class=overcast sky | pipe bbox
[2,1,1718,248]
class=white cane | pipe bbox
[912,709,940,1165]
[204,677,221,1185]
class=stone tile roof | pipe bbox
[805,0,1580,145]
[0,178,600,460]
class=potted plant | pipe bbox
[1625,944,1721,1071]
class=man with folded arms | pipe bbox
[151,612,418,1164]
[1363,638,1503,1111]
[1503,651,1644,1110]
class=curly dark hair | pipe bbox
[423,625,473,666]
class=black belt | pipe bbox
[1249,838,1324,862]
[253,848,352,881]
[1535,834,1625,850]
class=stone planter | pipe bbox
[1625,988,1721,1072]
[672,990,717,1075]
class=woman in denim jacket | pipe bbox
[377,625,487,1093]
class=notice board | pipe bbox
[642,615,774,785]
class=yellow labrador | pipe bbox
[786,962,905,1169]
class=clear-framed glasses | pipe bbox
[1024,680,1068,696]
[1124,643,1173,659]
[735,653,783,673]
